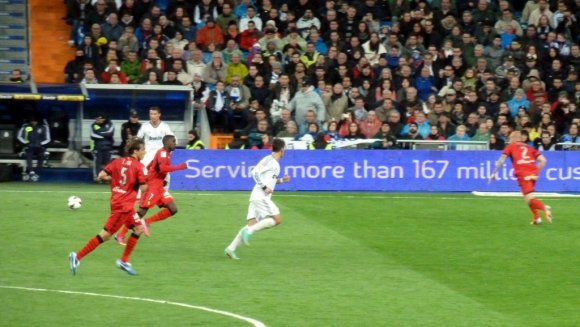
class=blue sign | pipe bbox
[170,150,580,192]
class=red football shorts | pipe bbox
[516,169,538,195]
[103,210,143,234]
[139,187,174,209]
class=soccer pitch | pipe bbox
[0,183,578,326]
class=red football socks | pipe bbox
[528,199,546,220]
[117,225,129,239]
[121,233,140,263]
[77,235,104,260]
[145,208,172,225]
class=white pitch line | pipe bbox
[0,285,266,327]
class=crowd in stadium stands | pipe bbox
[53,0,580,150]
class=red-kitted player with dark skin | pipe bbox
[115,135,187,245]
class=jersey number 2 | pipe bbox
[520,146,530,159]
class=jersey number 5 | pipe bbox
[120,167,128,186]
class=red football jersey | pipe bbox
[502,142,540,176]
[104,157,146,212]
[146,148,186,188]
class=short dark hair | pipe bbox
[272,138,285,152]
[149,106,161,113]
[162,134,176,146]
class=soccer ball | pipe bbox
[68,196,82,210]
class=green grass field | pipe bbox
[0,182,578,327]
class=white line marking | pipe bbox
[0,189,578,200]
[0,285,266,327]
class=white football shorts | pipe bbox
[246,197,280,221]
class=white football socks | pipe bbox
[248,217,276,234]
[227,227,245,251]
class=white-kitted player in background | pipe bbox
[137,106,174,167]
[225,138,291,260]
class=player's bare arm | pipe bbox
[488,154,507,184]
[97,170,111,182]
[277,175,290,183]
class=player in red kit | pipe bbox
[488,131,553,225]
[69,139,148,276]
[115,135,186,245]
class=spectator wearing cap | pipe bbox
[120,110,142,157]
[507,89,531,117]
[495,55,521,81]
[196,16,224,50]
[287,79,326,126]
[281,28,307,54]
[258,26,282,50]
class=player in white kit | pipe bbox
[137,106,174,167]
[225,139,290,260]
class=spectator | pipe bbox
[206,80,230,132]
[202,51,228,86]
[276,120,299,138]
[559,123,580,150]
[306,132,330,150]
[489,133,506,150]
[226,75,252,131]
[370,122,397,149]
[471,122,492,142]
[399,122,423,149]
[535,131,557,150]
[447,125,471,150]
[225,131,247,149]
[196,17,224,50]
[120,50,141,83]
[323,83,348,122]
[100,59,129,83]
[287,80,325,126]
[358,110,382,139]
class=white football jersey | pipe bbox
[250,155,281,201]
[137,121,174,152]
